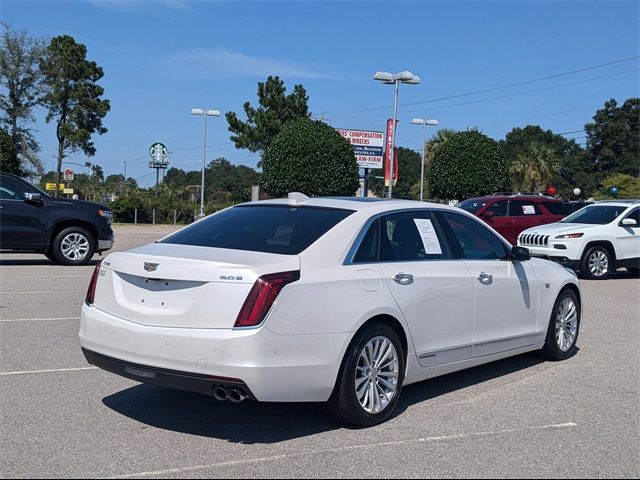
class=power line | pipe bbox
[333,55,640,117]
[395,69,638,117]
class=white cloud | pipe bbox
[160,47,345,80]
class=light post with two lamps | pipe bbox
[373,71,421,199]
[410,118,439,202]
[190,108,221,219]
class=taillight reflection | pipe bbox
[234,270,300,328]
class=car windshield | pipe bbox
[458,199,487,214]
[560,205,628,225]
[160,204,354,255]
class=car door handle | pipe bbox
[393,273,414,285]
[478,272,493,282]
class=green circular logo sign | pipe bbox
[149,143,168,163]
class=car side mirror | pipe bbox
[482,210,495,218]
[510,246,531,262]
[24,192,42,204]
[621,218,638,227]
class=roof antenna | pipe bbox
[288,192,310,206]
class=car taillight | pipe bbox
[85,261,102,306]
[234,270,300,328]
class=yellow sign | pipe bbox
[63,188,74,194]
[45,183,64,191]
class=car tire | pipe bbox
[52,227,96,266]
[44,251,58,264]
[328,323,405,427]
[580,246,613,280]
[542,289,581,361]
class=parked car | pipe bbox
[518,200,640,279]
[458,194,569,245]
[0,172,114,265]
[80,194,581,427]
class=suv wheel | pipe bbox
[329,323,405,427]
[581,246,612,280]
[52,227,96,266]
[44,251,58,264]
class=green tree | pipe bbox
[501,125,591,197]
[369,147,422,199]
[585,98,640,177]
[39,35,110,196]
[261,118,359,197]
[0,23,45,176]
[0,127,20,174]
[428,129,510,200]
[509,141,560,193]
[226,76,310,159]
[423,128,457,197]
[204,158,261,202]
[595,173,640,199]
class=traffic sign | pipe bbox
[45,183,64,191]
[63,168,74,182]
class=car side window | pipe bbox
[353,218,380,263]
[0,175,30,200]
[509,200,542,216]
[487,201,508,217]
[379,211,451,262]
[439,212,509,260]
[624,209,639,225]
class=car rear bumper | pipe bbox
[79,304,350,402]
[82,348,256,399]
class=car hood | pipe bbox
[520,222,602,236]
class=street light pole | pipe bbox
[190,108,221,218]
[411,118,439,201]
[374,71,421,199]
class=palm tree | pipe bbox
[510,141,560,193]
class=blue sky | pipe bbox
[3,0,639,187]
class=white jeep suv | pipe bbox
[518,200,640,279]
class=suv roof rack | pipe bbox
[596,199,640,204]
[492,192,556,199]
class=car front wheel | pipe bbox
[581,246,612,280]
[329,323,405,427]
[52,227,96,266]
[542,289,581,361]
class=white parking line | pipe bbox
[0,317,80,323]
[0,290,85,294]
[107,422,578,479]
[0,367,98,376]
[4,275,88,279]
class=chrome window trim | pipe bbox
[343,207,469,266]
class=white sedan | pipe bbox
[79,194,581,427]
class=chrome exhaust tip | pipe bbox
[228,389,247,403]
[213,386,229,401]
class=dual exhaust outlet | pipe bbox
[213,386,248,403]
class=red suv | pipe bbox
[457,195,569,244]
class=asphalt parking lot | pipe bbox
[1,225,639,479]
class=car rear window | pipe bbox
[160,205,354,255]
[543,202,569,216]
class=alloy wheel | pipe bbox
[555,296,578,352]
[588,250,609,277]
[355,336,400,414]
[60,233,90,261]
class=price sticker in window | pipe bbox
[413,219,443,254]
[522,205,536,215]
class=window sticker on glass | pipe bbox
[522,205,536,215]
[413,218,443,254]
